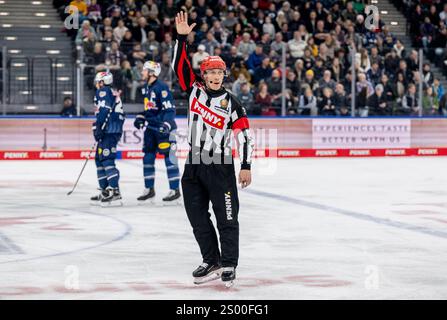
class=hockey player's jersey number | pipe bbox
[162,100,174,110]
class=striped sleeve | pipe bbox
[171,34,196,92]
[230,96,254,170]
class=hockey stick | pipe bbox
[66,141,98,196]
[67,108,113,196]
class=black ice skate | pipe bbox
[162,189,181,205]
[100,187,123,207]
[137,188,155,203]
[192,262,222,285]
[90,189,109,205]
[221,267,236,287]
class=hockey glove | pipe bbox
[134,114,146,129]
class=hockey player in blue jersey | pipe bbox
[91,71,125,206]
[134,60,181,203]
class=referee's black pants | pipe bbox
[181,162,240,268]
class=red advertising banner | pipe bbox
[0,118,446,159]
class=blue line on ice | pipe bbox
[245,189,447,240]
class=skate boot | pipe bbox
[162,189,181,205]
[221,267,236,287]
[137,187,155,203]
[90,189,108,205]
[192,262,222,285]
[100,187,123,207]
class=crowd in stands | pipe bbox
[52,0,447,116]
[396,1,447,68]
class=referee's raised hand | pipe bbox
[175,11,196,35]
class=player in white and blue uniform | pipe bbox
[91,71,125,206]
[134,61,181,203]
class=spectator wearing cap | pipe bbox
[192,44,210,71]
[303,69,319,93]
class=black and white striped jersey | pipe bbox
[172,34,254,170]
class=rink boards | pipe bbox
[0,117,447,160]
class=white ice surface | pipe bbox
[0,157,446,299]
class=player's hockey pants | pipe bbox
[181,163,240,268]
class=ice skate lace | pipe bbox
[200,263,209,269]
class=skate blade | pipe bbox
[160,199,183,207]
[90,201,101,206]
[137,199,155,205]
[223,280,235,288]
[100,200,123,207]
[193,269,222,285]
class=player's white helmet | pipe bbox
[94,71,113,85]
[143,60,161,77]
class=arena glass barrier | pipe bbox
[1,117,447,160]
